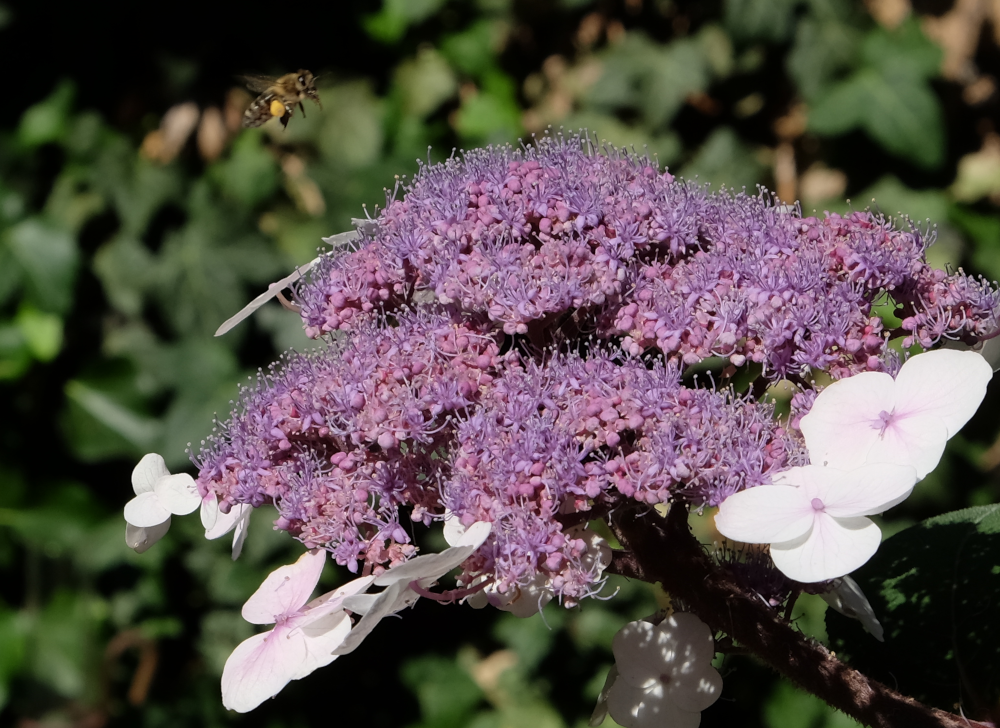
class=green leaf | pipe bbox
[15,304,62,361]
[453,71,522,144]
[809,68,944,168]
[18,81,74,148]
[953,206,1000,282]
[828,505,1000,714]
[208,132,279,207]
[401,654,484,728]
[787,15,860,100]
[861,19,942,79]
[3,218,79,314]
[62,377,162,460]
[318,81,385,169]
[680,127,765,190]
[394,48,458,119]
[0,606,27,711]
[440,19,506,77]
[364,0,447,44]
[724,0,798,42]
[26,590,104,700]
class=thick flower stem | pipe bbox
[608,504,990,728]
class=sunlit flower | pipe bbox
[334,521,492,655]
[221,549,374,713]
[123,453,201,550]
[595,612,722,728]
[800,349,992,479]
[715,462,916,583]
[820,575,884,642]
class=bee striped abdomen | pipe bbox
[242,94,277,128]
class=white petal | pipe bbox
[799,371,894,469]
[322,229,361,247]
[820,576,884,642]
[373,521,491,587]
[221,625,306,713]
[714,479,816,544]
[124,492,172,528]
[442,511,466,547]
[333,581,406,656]
[131,453,169,495]
[770,514,882,582]
[231,507,251,560]
[286,610,352,681]
[589,665,618,727]
[815,463,916,518]
[200,492,219,530]
[303,575,376,614]
[154,474,201,515]
[862,414,948,479]
[242,550,327,625]
[125,518,171,553]
[214,258,321,337]
[892,350,992,439]
[205,502,250,540]
[606,680,702,728]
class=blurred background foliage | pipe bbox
[2,0,1000,726]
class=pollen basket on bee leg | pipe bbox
[270,99,286,118]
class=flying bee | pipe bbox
[240,69,321,129]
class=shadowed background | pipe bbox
[2,0,1000,726]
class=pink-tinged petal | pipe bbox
[892,350,992,438]
[124,492,171,528]
[131,453,169,495]
[242,550,327,625]
[125,518,171,553]
[286,610,352,681]
[214,258,321,337]
[714,479,815,545]
[770,515,882,582]
[206,502,250,540]
[862,415,947,479]
[154,474,201,515]
[373,521,491,588]
[334,581,406,656]
[799,372,894,469]
[221,625,306,713]
[302,575,376,618]
[200,492,219,531]
[231,508,251,560]
[816,463,916,518]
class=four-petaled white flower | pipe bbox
[334,521,492,655]
[800,349,992,479]
[124,454,202,551]
[593,612,722,728]
[715,462,916,583]
[221,549,375,713]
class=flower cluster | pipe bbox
[296,138,998,379]
[124,136,1000,717]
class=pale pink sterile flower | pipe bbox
[715,462,916,582]
[597,612,722,728]
[221,549,375,713]
[124,453,201,551]
[800,349,992,479]
[334,521,492,655]
[204,500,253,560]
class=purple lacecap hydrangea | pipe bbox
[195,136,999,606]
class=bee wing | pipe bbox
[238,74,277,93]
[214,230,361,336]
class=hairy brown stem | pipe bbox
[608,504,990,728]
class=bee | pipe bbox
[240,69,321,129]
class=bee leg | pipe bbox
[280,113,290,129]
[299,101,306,117]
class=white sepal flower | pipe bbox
[715,462,916,583]
[204,499,253,560]
[124,454,201,550]
[221,549,374,713]
[800,349,992,479]
[600,613,722,728]
[334,521,492,655]
[820,575,884,642]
